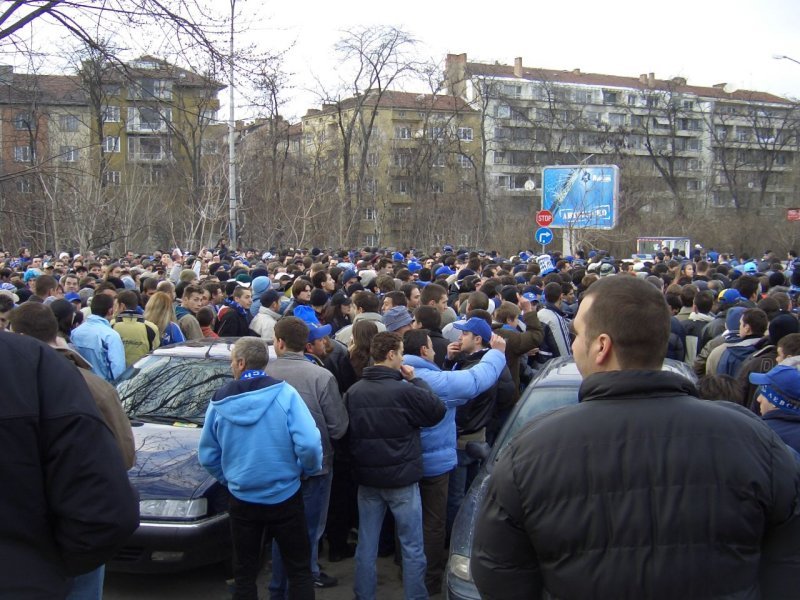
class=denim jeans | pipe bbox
[446,448,480,538]
[66,565,104,600]
[228,490,313,600]
[354,483,427,600]
[269,471,333,599]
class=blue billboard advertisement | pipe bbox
[541,165,619,230]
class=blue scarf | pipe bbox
[224,298,248,318]
[240,369,266,380]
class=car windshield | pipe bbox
[117,355,232,421]
[494,386,578,457]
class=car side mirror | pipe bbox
[465,441,491,461]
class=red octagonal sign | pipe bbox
[536,210,553,227]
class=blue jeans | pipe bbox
[354,483,427,600]
[446,449,480,538]
[269,471,332,599]
[66,565,104,600]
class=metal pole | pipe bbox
[228,0,237,250]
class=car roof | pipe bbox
[528,356,696,389]
[150,337,276,360]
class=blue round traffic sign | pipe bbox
[535,227,554,246]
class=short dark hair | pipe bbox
[778,333,800,357]
[698,374,741,402]
[9,302,58,341]
[183,284,203,300]
[384,291,407,308]
[90,292,115,317]
[232,286,251,300]
[679,284,698,308]
[467,291,489,311]
[291,278,312,297]
[370,331,403,363]
[34,274,57,297]
[494,301,521,324]
[420,283,447,306]
[582,276,671,369]
[693,290,714,314]
[543,282,563,304]
[196,306,215,328]
[352,290,380,314]
[400,283,419,302]
[116,290,139,311]
[741,308,768,337]
[734,275,760,300]
[403,328,430,357]
[414,305,441,331]
[274,316,309,352]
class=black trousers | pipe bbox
[228,490,313,600]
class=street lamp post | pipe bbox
[228,0,237,251]
[773,54,800,67]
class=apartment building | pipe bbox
[444,53,799,226]
[300,90,481,248]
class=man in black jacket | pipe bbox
[345,331,445,600]
[472,275,800,600]
[0,332,139,598]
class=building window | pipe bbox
[103,105,121,123]
[103,136,120,153]
[143,165,163,186]
[431,181,444,194]
[494,151,507,164]
[737,127,751,142]
[457,127,473,141]
[393,153,411,167]
[102,83,121,96]
[363,207,377,221]
[103,170,121,186]
[686,179,701,191]
[457,154,473,169]
[13,145,33,162]
[364,234,377,246]
[14,112,32,130]
[502,84,522,98]
[130,78,172,100]
[59,146,79,162]
[16,178,31,193]
[59,114,79,132]
[365,179,377,195]
[431,154,446,168]
[395,126,412,139]
[688,138,701,151]
[428,126,445,140]
[609,113,626,127]
[575,90,593,103]
[602,91,618,105]
[367,152,379,167]
[397,180,409,195]
[683,100,694,111]
[627,94,637,106]
[127,106,169,132]
[201,139,219,155]
[128,136,165,161]
[495,105,511,118]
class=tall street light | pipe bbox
[773,54,800,67]
[228,0,238,250]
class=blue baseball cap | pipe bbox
[453,317,493,343]
[750,365,800,414]
[435,266,455,277]
[64,292,81,303]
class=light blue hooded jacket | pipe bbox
[199,376,322,505]
[403,349,506,477]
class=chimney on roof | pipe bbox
[572,68,581,75]
[648,72,655,87]
[671,76,687,86]
[321,103,336,111]
[712,83,735,93]
[305,108,321,116]
[639,73,648,85]
[514,57,523,78]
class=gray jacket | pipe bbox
[250,305,281,342]
[265,352,349,474]
[334,312,386,346]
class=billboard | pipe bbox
[541,165,619,230]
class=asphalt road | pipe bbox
[105,554,411,599]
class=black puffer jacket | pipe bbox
[345,365,445,488]
[0,334,140,598]
[472,370,800,600]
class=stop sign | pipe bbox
[536,210,553,227]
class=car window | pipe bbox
[118,356,232,420]
[495,386,578,456]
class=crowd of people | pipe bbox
[2,241,800,599]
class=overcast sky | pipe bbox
[253,0,800,121]
[9,0,800,122]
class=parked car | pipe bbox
[108,338,274,573]
[444,357,696,599]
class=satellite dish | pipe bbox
[524,179,536,191]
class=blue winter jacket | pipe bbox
[403,349,506,477]
[71,314,126,382]
[763,410,800,455]
[199,376,322,505]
